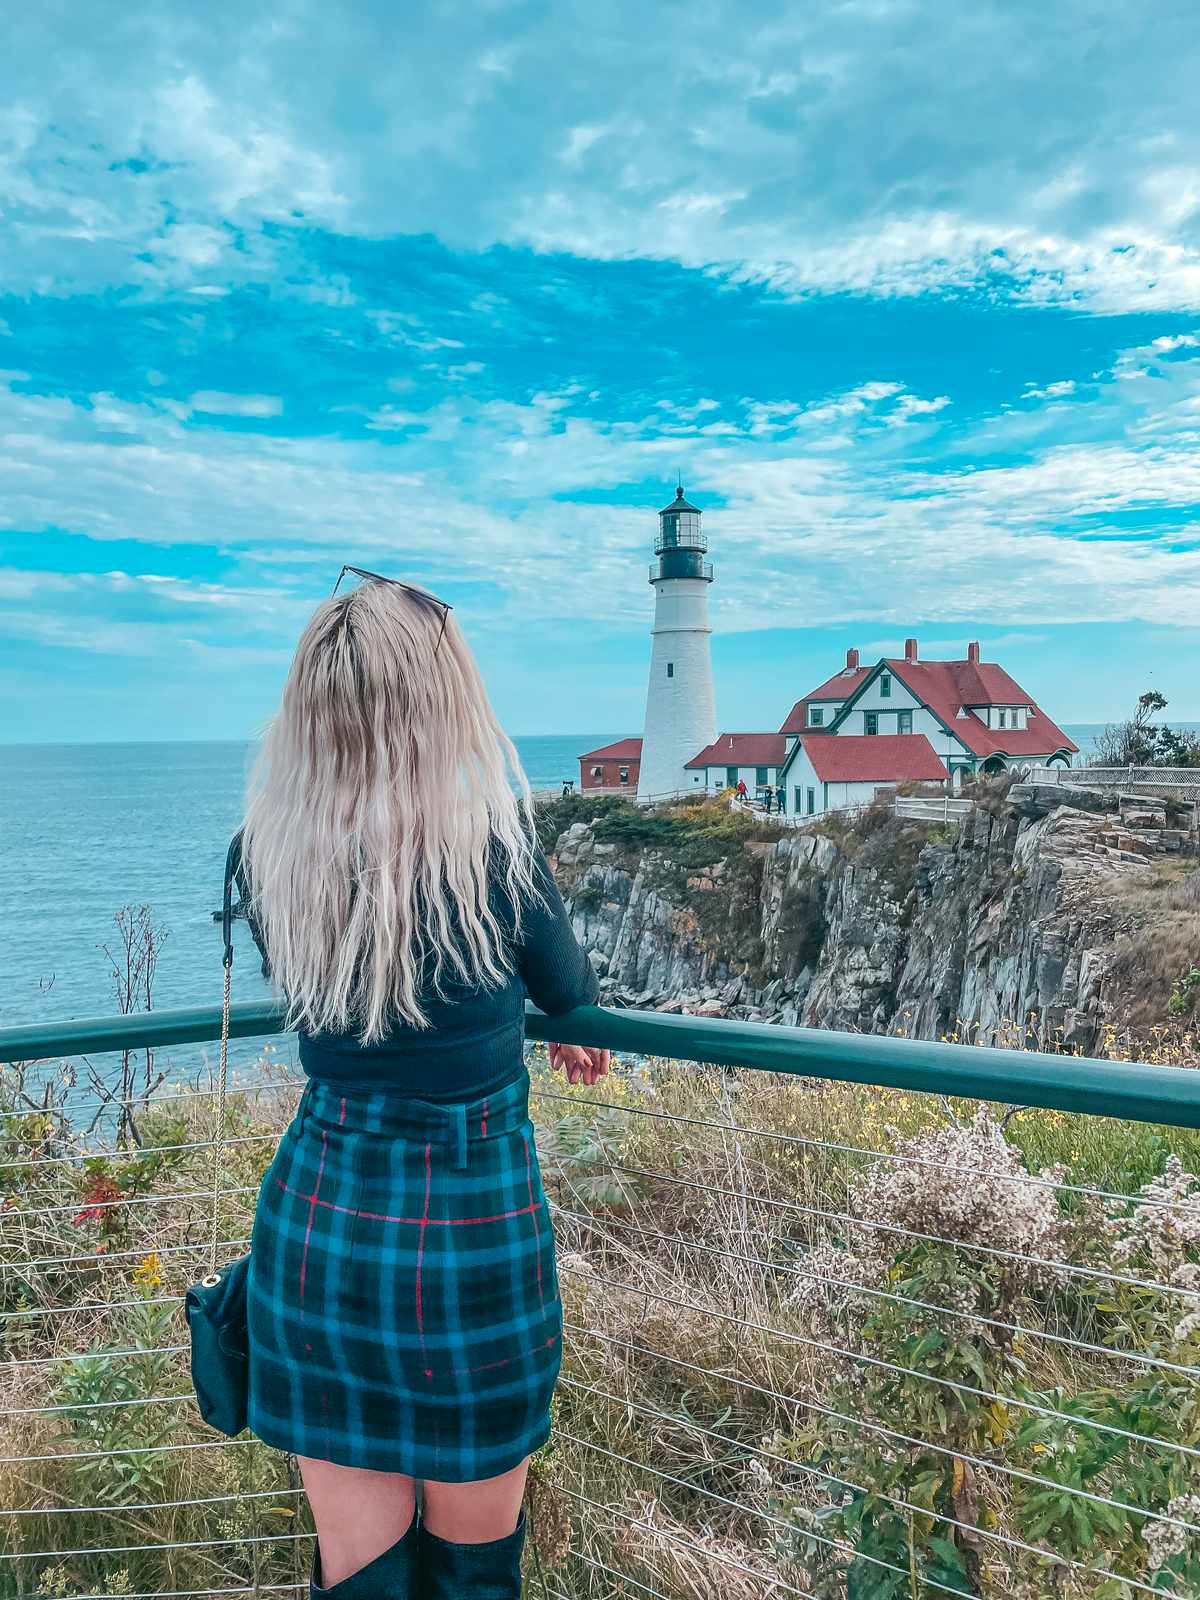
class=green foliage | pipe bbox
[1093,690,1200,769]
[1169,966,1200,1018]
[55,1300,181,1505]
[538,1108,641,1209]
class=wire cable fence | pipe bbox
[4,1010,1200,1597]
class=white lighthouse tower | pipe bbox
[636,484,718,800]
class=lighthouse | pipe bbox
[636,484,718,800]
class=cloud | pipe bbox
[3,332,1200,660]
[1022,379,1076,401]
[188,391,283,417]
[3,2,1200,309]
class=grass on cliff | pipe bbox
[534,790,781,867]
[6,1030,1200,1600]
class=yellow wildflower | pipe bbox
[132,1252,163,1291]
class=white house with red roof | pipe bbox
[777,637,1077,816]
[683,732,789,798]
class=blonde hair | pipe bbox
[240,578,538,1043]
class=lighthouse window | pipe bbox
[666,662,674,678]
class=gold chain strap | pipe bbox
[210,956,232,1275]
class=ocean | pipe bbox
[0,724,1181,1035]
[0,736,610,1035]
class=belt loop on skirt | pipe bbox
[450,1103,468,1170]
[296,1080,316,1131]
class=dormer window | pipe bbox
[809,707,824,727]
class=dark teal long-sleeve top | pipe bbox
[231,842,597,1101]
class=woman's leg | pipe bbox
[420,1457,528,1542]
[298,1456,418,1588]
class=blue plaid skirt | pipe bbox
[246,1068,561,1481]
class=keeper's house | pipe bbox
[777,638,1077,815]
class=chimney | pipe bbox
[967,641,980,664]
[846,647,860,669]
[904,637,918,663]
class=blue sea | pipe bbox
[0,725,1187,1036]
[0,736,613,1034]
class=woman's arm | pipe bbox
[517,849,609,1085]
[515,848,599,1015]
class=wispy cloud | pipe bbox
[3,4,1200,311]
[188,391,283,417]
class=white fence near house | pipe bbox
[893,794,975,823]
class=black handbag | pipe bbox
[185,837,252,1436]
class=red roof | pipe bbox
[882,660,1078,759]
[579,737,643,762]
[685,732,789,769]
[800,734,948,784]
[780,667,872,734]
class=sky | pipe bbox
[2,0,1200,744]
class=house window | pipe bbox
[619,766,630,785]
[898,711,913,735]
[726,766,738,788]
[997,708,1008,729]
[667,662,674,679]
[881,675,892,698]
[809,707,824,727]
[755,766,769,786]
[806,787,816,815]
[864,713,879,736]
[591,766,602,779]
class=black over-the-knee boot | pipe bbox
[416,1510,525,1598]
[312,1511,418,1599]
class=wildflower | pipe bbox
[72,1172,123,1227]
[132,1252,163,1291]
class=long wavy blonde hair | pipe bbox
[240,577,538,1043]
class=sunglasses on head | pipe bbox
[332,565,453,653]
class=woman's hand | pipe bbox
[548,1043,611,1086]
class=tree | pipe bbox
[1091,691,1200,769]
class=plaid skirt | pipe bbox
[246,1068,562,1481]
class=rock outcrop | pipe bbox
[547,785,1197,1053]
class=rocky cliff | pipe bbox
[546,785,1198,1052]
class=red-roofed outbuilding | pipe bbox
[578,738,643,793]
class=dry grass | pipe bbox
[4,1040,1200,1598]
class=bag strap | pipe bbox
[211,837,240,1274]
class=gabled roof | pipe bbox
[686,732,789,770]
[780,666,872,734]
[800,734,948,784]
[579,737,643,762]
[879,659,1078,759]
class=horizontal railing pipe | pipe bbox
[2,1000,1200,1127]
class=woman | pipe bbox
[236,571,608,1599]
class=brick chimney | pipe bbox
[846,647,860,669]
[904,638,918,663]
[967,641,980,664]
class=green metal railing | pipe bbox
[4,999,1200,1126]
[4,1004,1200,1600]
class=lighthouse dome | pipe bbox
[658,485,702,515]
